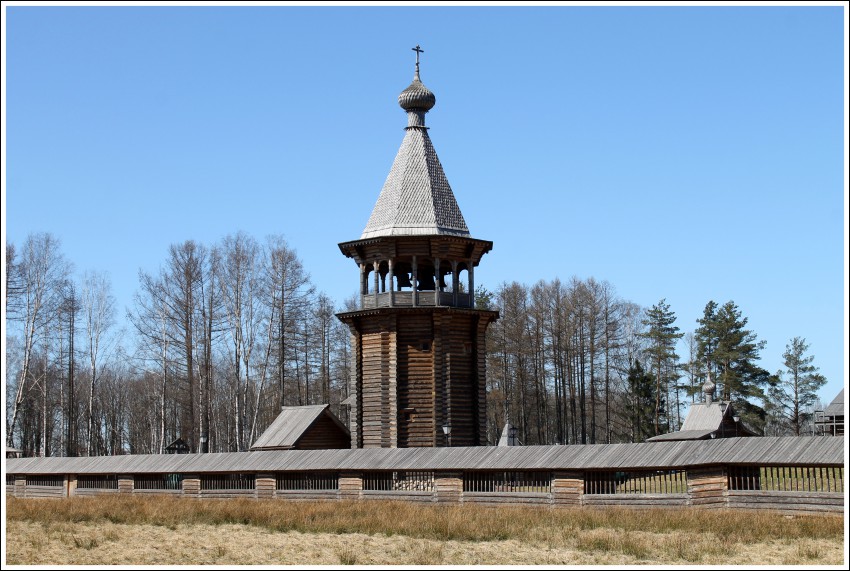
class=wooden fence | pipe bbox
[5,464,843,514]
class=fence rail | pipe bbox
[25,475,65,487]
[77,475,117,489]
[276,472,339,491]
[363,471,435,492]
[134,473,184,491]
[200,473,255,491]
[728,466,844,493]
[584,470,688,495]
[6,463,844,514]
[463,471,552,493]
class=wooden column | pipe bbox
[118,476,134,494]
[373,261,380,307]
[687,466,728,509]
[388,259,395,307]
[360,264,367,296]
[67,475,77,497]
[14,476,25,498]
[434,472,463,505]
[256,473,275,499]
[339,472,363,501]
[412,256,418,307]
[434,257,441,306]
[182,474,201,499]
[551,471,583,508]
[451,261,458,306]
[468,262,474,306]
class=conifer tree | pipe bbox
[625,359,656,442]
[640,299,683,435]
[695,300,775,431]
[768,337,826,435]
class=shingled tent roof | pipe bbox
[250,405,349,451]
[360,62,469,240]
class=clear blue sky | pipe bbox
[4,4,847,407]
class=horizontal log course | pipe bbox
[463,492,551,506]
[198,490,257,500]
[132,489,182,495]
[727,491,843,500]
[725,501,843,514]
[73,488,119,497]
[583,494,689,507]
[24,485,67,498]
[275,490,340,501]
[361,491,434,502]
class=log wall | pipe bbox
[688,467,728,509]
[552,471,583,507]
[8,466,843,515]
[726,490,844,514]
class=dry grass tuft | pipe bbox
[5,496,844,565]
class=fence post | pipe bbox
[118,475,134,494]
[339,472,362,501]
[182,474,200,499]
[256,473,275,500]
[551,471,584,508]
[434,471,463,505]
[687,466,728,509]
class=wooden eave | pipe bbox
[337,235,494,266]
[336,305,500,324]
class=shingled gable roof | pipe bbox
[250,405,349,451]
[646,401,758,442]
[823,388,844,417]
[360,60,469,240]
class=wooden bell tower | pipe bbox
[337,47,498,448]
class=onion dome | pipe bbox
[398,71,436,112]
[703,371,716,404]
[398,45,436,119]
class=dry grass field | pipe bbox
[5,495,845,565]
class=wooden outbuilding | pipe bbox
[336,51,498,448]
[250,405,350,451]
[646,374,758,442]
[815,389,844,436]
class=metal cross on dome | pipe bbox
[412,44,423,73]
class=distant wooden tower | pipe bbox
[337,47,498,448]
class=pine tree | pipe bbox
[625,359,656,442]
[695,300,775,431]
[639,299,683,435]
[768,337,826,435]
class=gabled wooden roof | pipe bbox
[250,405,349,451]
[646,401,758,442]
[823,389,844,417]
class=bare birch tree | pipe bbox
[81,270,115,455]
[6,233,69,448]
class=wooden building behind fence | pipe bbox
[336,48,498,448]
